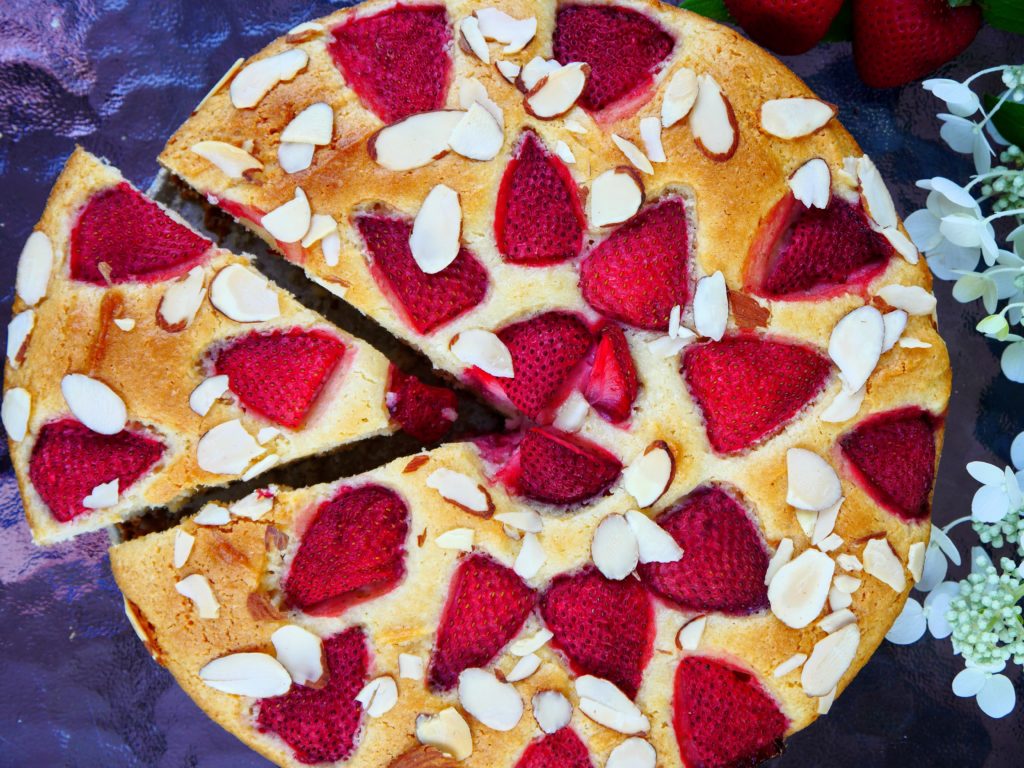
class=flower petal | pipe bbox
[939,114,978,154]
[1011,431,1024,472]
[977,674,1016,718]
[951,667,987,697]
[927,177,979,210]
[972,484,1010,523]
[931,526,961,566]
[973,131,994,175]
[1001,342,1024,383]
[941,214,985,248]
[905,209,944,252]
[923,79,980,117]
[917,545,949,592]
[967,461,1006,485]
[886,598,927,644]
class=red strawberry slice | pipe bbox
[724,0,845,56]
[682,336,831,454]
[284,485,409,615]
[354,212,488,335]
[553,3,674,116]
[514,427,621,506]
[495,312,593,419]
[28,418,165,523]
[540,566,654,699]
[327,4,452,123]
[637,487,771,615]
[746,195,893,299]
[839,406,938,521]
[494,131,585,266]
[673,656,788,768]
[213,328,346,429]
[584,324,638,423]
[853,0,982,89]
[386,365,458,443]
[515,728,594,768]
[256,627,368,765]
[579,197,692,331]
[70,182,210,284]
[428,552,536,691]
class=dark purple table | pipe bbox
[1,2,1022,765]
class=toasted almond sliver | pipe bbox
[83,478,119,510]
[693,271,728,341]
[829,585,853,611]
[622,443,674,508]
[230,49,308,109]
[677,615,706,651]
[196,419,264,475]
[476,8,537,53]
[553,389,588,431]
[272,625,324,686]
[158,266,207,331]
[788,158,831,209]
[451,329,514,378]
[518,57,561,92]
[189,375,230,417]
[496,60,521,83]
[818,608,856,634]
[426,468,493,515]
[399,654,424,680]
[173,529,195,569]
[262,188,312,243]
[435,527,475,552]
[877,284,937,316]
[639,117,666,163]
[356,675,399,717]
[191,141,263,179]
[281,102,333,145]
[495,509,543,534]
[532,690,572,734]
[209,264,280,322]
[881,226,920,264]
[199,652,292,697]
[1,387,31,442]
[416,708,473,760]
[607,738,657,768]
[7,310,35,368]
[460,16,490,63]
[812,497,844,545]
[301,214,338,249]
[61,374,127,435]
[768,548,835,629]
[410,185,462,275]
[801,623,860,697]
[787,448,842,512]
[575,676,650,735]
[514,532,546,579]
[449,103,505,161]
[908,541,926,583]
[194,503,231,526]
[612,133,654,175]
[863,537,907,592]
[175,574,220,619]
[592,514,639,580]
[458,668,523,731]
[278,141,315,173]
[882,310,908,352]
[662,67,698,128]
[764,537,794,586]
[626,510,682,564]
[691,74,738,161]
[16,231,53,307]
[369,111,464,171]
[773,652,807,677]
[525,62,588,120]
[590,167,644,227]
[506,653,542,682]
[857,155,898,230]
[829,305,884,392]
[821,384,865,423]
[760,97,836,140]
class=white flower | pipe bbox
[886,580,960,644]
[967,461,1023,523]
[952,273,998,313]
[937,114,994,175]
[1003,341,1024,382]
[923,79,981,118]
[1012,430,1024,472]
[926,238,982,281]
[917,525,962,592]
[952,661,1017,718]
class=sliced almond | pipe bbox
[693,271,728,341]
[661,67,698,128]
[271,625,324,686]
[801,623,859,697]
[1,387,30,442]
[210,264,280,322]
[194,503,231,526]
[817,687,837,715]
[626,510,683,564]
[196,419,264,475]
[368,111,464,171]
[877,284,937,316]
[612,133,654,175]
[241,453,280,482]
[230,49,308,109]
[608,738,656,768]
[83,478,119,509]
[592,514,639,580]
[173,529,195,569]
[196,58,243,112]
[691,75,738,161]
[496,60,522,83]
[764,537,794,586]
[834,574,862,593]
[899,337,931,349]
[435,527,475,552]
[760,98,836,140]
[400,654,425,680]
[563,116,588,134]
[7,310,35,368]
[458,77,504,128]
[554,140,576,165]
[908,541,925,583]
[509,628,553,657]
[281,102,333,145]
[158,266,207,331]
[417,709,473,760]
[262,188,311,243]
[837,553,863,572]
[532,690,572,734]
[773,653,807,677]
[518,57,561,92]
[506,653,542,682]
[495,509,543,534]
[61,374,127,435]
[458,668,523,731]
[525,62,588,120]
[795,509,817,538]
[882,310,908,352]
[829,585,853,611]
[575,675,650,735]
[862,537,906,592]
[880,226,919,264]
[821,384,865,423]
[190,141,263,179]
[829,305,884,392]
[788,158,831,209]
[817,533,844,553]
[410,185,462,275]
[647,334,693,358]
[514,532,546,579]
[320,232,342,267]
[639,117,666,163]
[278,141,315,173]
[189,375,230,417]
[113,317,135,332]
[819,608,856,634]
[622,442,674,508]
[768,548,835,629]
[16,231,53,307]
[450,103,505,161]
[812,497,844,545]
[553,390,589,431]
[786,448,842,512]
[286,22,324,43]
[426,468,494,516]
[476,8,537,53]
[230,487,276,519]
[357,676,399,717]
[460,16,490,63]
[677,615,706,651]
[451,329,514,378]
[590,167,644,227]
[175,574,220,619]
[857,155,897,230]
[199,652,292,697]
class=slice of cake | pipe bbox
[3,148,400,544]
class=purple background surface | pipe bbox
[1,2,1023,766]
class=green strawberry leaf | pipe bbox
[822,1,854,42]
[978,0,1024,33]
[677,0,733,23]
[983,94,1024,149]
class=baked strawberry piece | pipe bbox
[746,194,893,299]
[428,552,535,691]
[28,419,165,523]
[682,336,831,454]
[584,323,638,423]
[540,566,654,698]
[212,328,346,429]
[501,427,622,506]
[514,728,594,768]
[256,627,368,765]
[354,211,488,334]
[496,312,593,419]
[70,182,210,284]
[553,3,674,116]
[839,406,938,521]
[327,4,452,123]
[579,197,692,331]
[638,486,771,615]
[673,656,788,768]
[494,131,585,266]
[385,365,458,443]
[284,485,409,615]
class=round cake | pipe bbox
[13,0,952,766]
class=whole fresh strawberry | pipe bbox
[853,0,982,88]
[723,0,845,55]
